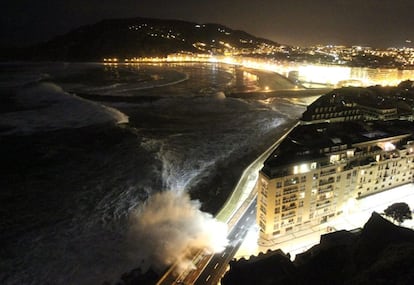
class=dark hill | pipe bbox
[3,17,279,61]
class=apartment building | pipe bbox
[257,120,414,241]
[301,88,405,124]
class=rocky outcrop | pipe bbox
[222,212,414,285]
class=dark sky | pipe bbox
[2,0,414,48]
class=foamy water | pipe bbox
[0,62,307,284]
[0,82,128,135]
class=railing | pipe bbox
[282,195,297,204]
[283,186,298,195]
[319,177,335,186]
[282,204,297,212]
[318,186,333,194]
[320,169,336,177]
[316,200,331,208]
[281,211,295,219]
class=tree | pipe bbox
[383,202,412,225]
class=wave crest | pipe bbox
[0,82,129,135]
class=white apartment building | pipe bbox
[257,121,414,241]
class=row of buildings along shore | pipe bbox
[256,81,414,241]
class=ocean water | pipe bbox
[0,62,307,284]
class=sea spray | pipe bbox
[128,190,228,274]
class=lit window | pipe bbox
[379,141,396,151]
[330,154,340,163]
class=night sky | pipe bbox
[3,0,414,48]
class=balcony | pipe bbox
[316,200,331,209]
[282,211,296,219]
[319,177,335,186]
[318,185,333,194]
[320,169,336,177]
[283,195,297,204]
[282,203,297,212]
[317,195,331,202]
[283,186,299,195]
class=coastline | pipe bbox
[1,61,322,284]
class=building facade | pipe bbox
[257,121,414,241]
[300,88,408,125]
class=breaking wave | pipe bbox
[0,82,128,135]
[128,190,228,274]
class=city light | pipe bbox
[103,53,414,87]
[297,65,351,85]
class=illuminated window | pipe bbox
[378,141,396,151]
[347,150,354,158]
[293,164,310,174]
[330,154,340,163]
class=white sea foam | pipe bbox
[0,82,129,135]
[83,72,189,95]
[128,190,228,274]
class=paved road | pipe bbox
[194,201,257,285]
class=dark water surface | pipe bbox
[0,62,308,284]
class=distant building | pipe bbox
[288,70,299,84]
[256,120,414,241]
[301,87,408,124]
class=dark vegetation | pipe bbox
[1,17,277,62]
[384,202,412,225]
[222,212,414,285]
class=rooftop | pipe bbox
[262,120,414,177]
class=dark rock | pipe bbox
[222,212,414,285]
[116,267,159,285]
[221,250,298,285]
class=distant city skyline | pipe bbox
[3,0,414,48]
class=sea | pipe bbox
[0,62,309,284]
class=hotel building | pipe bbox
[300,89,404,124]
[256,120,414,241]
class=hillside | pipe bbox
[3,17,279,61]
[222,212,414,285]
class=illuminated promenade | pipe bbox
[104,54,414,88]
